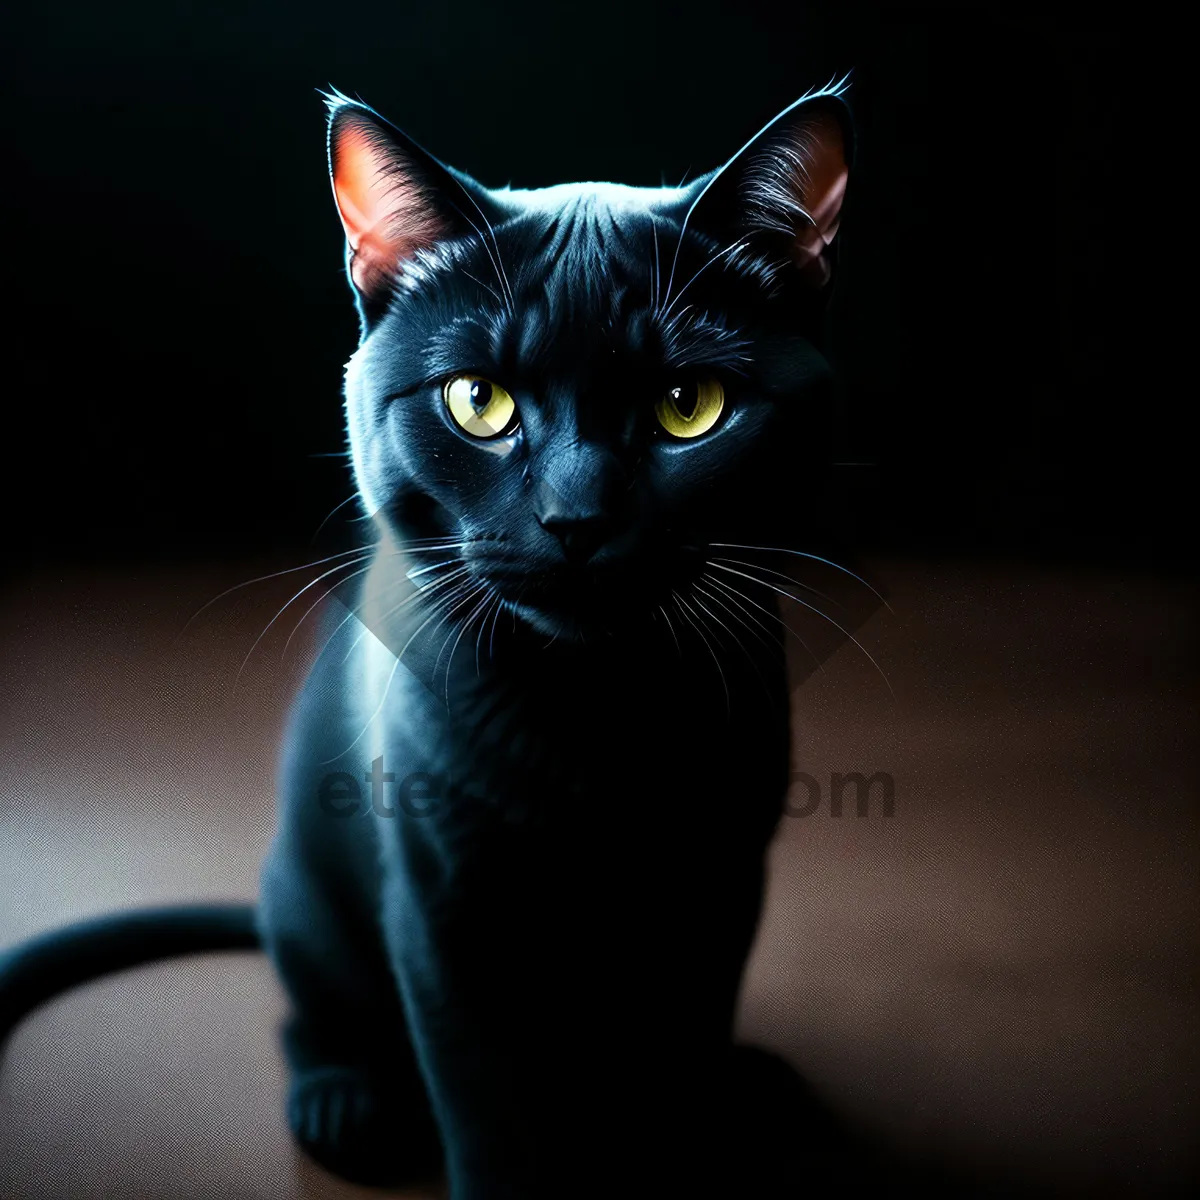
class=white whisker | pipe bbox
[487,591,507,664]
[475,589,503,676]
[708,562,893,697]
[709,542,891,611]
[693,580,771,649]
[176,544,375,642]
[282,563,374,660]
[439,586,493,702]
[709,555,842,609]
[309,493,361,544]
[321,576,477,764]
[702,571,825,677]
[672,589,730,713]
[339,564,470,665]
[311,570,414,666]
[233,553,374,693]
[657,604,681,656]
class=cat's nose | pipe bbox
[537,513,615,564]
[532,446,622,564]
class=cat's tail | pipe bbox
[0,903,260,1050]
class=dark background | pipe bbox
[2,11,1196,1197]
[2,4,1179,571]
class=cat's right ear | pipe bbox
[324,90,501,322]
[681,79,855,293]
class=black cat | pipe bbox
[2,80,857,1197]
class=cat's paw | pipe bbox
[287,1066,442,1187]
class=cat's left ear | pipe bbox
[685,81,854,289]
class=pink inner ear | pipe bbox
[331,122,450,296]
[788,114,848,287]
[744,110,849,287]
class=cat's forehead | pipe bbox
[492,181,704,310]
[499,181,694,219]
[383,178,767,384]
[504,182,696,255]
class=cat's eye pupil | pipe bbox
[671,382,699,420]
[654,376,723,440]
[469,379,493,412]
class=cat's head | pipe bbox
[327,83,853,638]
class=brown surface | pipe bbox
[0,558,1196,1197]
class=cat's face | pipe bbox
[329,86,851,637]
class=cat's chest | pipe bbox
[358,631,791,928]
[438,657,784,828]
[354,613,791,838]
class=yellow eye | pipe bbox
[654,377,725,439]
[444,375,518,439]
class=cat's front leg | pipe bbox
[381,789,687,1198]
[379,798,762,1198]
[378,826,547,1198]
